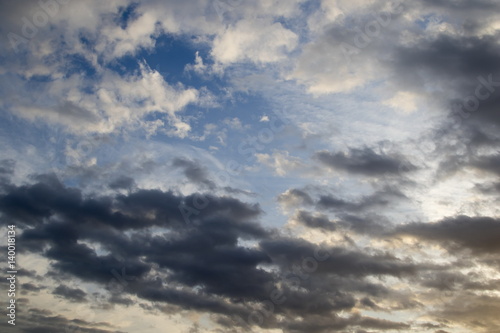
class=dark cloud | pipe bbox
[293,210,390,236]
[393,34,500,84]
[260,237,417,278]
[280,187,406,230]
[394,215,500,254]
[359,297,379,310]
[52,285,88,303]
[282,313,409,333]
[314,148,415,176]
[294,210,336,231]
[419,0,500,12]
[1,0,500,332]
[432,294,500,332]
[430,125,500,181]
[172,157,216,189]
[21,283,44,293]
[0,158,15,186]
[277,188,314,208]
[391,31,500,139]
[0,173,262,231]
[338,214,389,236]
[316,188,405,213]
[474,182,500,195]
[0,307,124,333]
[108,175,136,191]
[0,173,438,332]
[471,154,500,176]
[413,270,478,292]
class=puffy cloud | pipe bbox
[0,172,438,332]
[256,151,305,176]
[212,18,298,65]
[277,188,315,209]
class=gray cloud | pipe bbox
[294,210,336,231]
[52,285,88,303]
[0,173,441,332]
[471,154,500,176]
[172,157,216,189]
[1,1,500,331]
[394,215,500,254]
[280,186,406,224]
[277,188,314,208]
[108,175,136,191]
[314,148,416,177]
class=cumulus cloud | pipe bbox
[212,17,298,65]
[0,172,442,332]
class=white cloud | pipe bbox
[256,150,305,176]
[212,18,298,65]
[185,51,207,74]
[383,91,419,114]
[287,30,381,94]
[96,9,160,60]
[223,117,247,130]
[10,62,199,137]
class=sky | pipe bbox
[1,0,500,332]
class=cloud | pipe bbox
[475,182,500,195]
[277,188,315,209]
[382,91,419,114]
[2,1,500,332]
[52,285,88,303]
[256,151,305,176]
[314,148,416,177]
[21,282,45,294]
[471,154,500,176]
[0,172,435,332]
[293,210,337,231]
[260,237,417,278]
[3,61,200,137]
[0,159,15,186]
[108,175,136,191]
[172,157,216,189]
[0,173,262,232]
[211,18,298,65]
[282,313,409,333]
[0,307,125,333]
[279,186,407,219]
[432,294,500,333]
[394,215,500,254]
[316,189,404,213]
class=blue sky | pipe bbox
[1,1,500,333]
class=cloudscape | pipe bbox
[1,1,500,332]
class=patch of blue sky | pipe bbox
[144,34,200,83]
[105,53,141,77]
[415,13,445,29]
[62,53,97,80]
[116,2,141,30]
[0,109,66,178]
